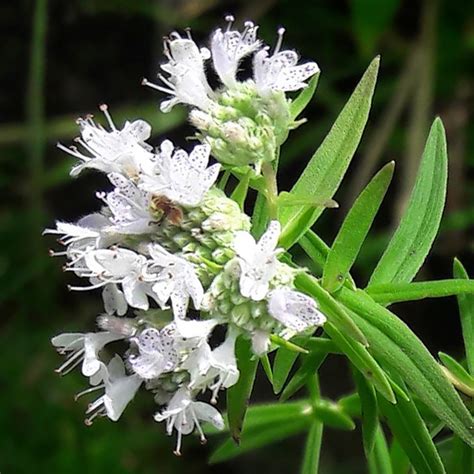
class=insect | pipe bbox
[150,195,184,225]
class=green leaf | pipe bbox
[272,346,301,394]
[230,171,250,210]
[323,162,394,292]
[260,354,273,385]
[290,73,320,120]
[251,190,269,238]
[299,230,330,270]
[312,399,356,430]
[205,400,312,436]
[339,287,474,447]
[272,336,339,394]
[453,259,474,375]
[280,351,328,402]
[367,279,474,305]
[367,425,393,474]
[270,334,308,354]
[368,118,448,286]
[300,420,323,474]
[438,352,474,397]
[448,436,473,474]
[295,273,367,345]
[353,367,378,457]
[324,323,395,403]
[279,57,380,249]
[378,388,446,474]
[389,440,411,474]
[226,337,258,443]
[209,418,311,464]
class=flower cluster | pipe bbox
[143,15,319,172]
[48,16,325,454]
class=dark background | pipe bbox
[1,0,473,472]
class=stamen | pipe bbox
[74,384,105,401]
[84,406,106,426]
[68,280,109,292]
[191,407,207,444]
[174,430,183,456]
[55,348,85,375]
[184,27,192,40]
[99,103,116,131]
[225,15,234,32]
[141,78,174,95]
[274,27,286,55]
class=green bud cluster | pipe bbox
[202,258,297,334]
[190,82,291,170]
[151,187,250,285]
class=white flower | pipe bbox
[154,387,224,455]
[184,327,239,402]
[128,326,178,380]
[99,172,156,235]
[253,28,319,96]
[139,140,220,207]
[44,213,113,258]
[58,104,154,178]
[52,331,123,377]
[84,355,142,424]
[211,15,260,88]
[148,243,204,319]
[68,247,158,311]
[233,220,282,301]
[143,33,214,113]
[268,288,326,332]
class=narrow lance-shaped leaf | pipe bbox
[378,385,446,474]
[324,323,395,403]
[339,287,474,447]
[323,161,394,292]
[352,366,379,457]
[367,425,393,474]
[296,273,367,345]
[279,57,380,249]
[453,258,474,375]
[438,352,474,397]
[271,335,336,394]
[209,418,311,464]
[280,351,328,402]
[368,118,448,286]
[226,337,258,443]
[366,279,474,305]
[205,400,312,436]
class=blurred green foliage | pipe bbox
[1,0,474,472]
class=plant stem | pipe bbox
[262,161,278,220]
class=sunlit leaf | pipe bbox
[340,287,474,447]
[453,259,474,375]
[368,118,448,286]
[323,161,394,292]
[353,367,378,457]
[226,337,258,443]
[279,57,380,248]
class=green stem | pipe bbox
[27,0,48,221]
[261,161,278,220]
